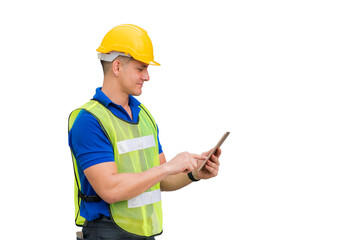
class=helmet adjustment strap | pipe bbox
[98,51,132,62]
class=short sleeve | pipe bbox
[156,124,163,154]
[69,110,114,170]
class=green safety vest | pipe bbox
[68,100,163,238]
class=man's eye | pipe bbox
[138,68,143,71]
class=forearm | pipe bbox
[160,172,193,191]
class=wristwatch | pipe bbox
[187,171,200,182]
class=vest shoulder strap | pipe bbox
[139,104,157,132]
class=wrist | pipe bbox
[188,171,200,182]
[159,163,172,177]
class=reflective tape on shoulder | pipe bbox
[117,135,155,154]
[128,189,161,208]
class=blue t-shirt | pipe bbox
[68,87,163,221]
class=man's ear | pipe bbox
[112,59,122,77]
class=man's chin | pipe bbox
[132,90,142,96]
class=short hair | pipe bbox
[100,55,133,75]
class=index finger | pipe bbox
[191,153,207,160]
[214,147,222,157]
[209,149,220,164]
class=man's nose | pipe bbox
[142,69,150,81]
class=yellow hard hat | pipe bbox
[97,24,160,66]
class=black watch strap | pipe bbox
[188,172,200,182]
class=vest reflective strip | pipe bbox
[117,135,155,155]
[128,189,161,208]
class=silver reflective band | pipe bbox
[117,135,155,155]
[128,189,161,208]
[98,51,132,62]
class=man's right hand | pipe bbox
[164,152,206,175]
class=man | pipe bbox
[68,24,221,240]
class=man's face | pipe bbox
[119,59,150,96]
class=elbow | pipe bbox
[97,188,122,204]
[99,189,131,204]
[104,197,117,205]
[99,191,118,204]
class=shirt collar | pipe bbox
[93,87,141,108]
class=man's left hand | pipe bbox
[193,148,221,180]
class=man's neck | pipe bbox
[101,80,129,107]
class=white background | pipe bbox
[1,0,359,239]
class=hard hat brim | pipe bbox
[149,60,160,66]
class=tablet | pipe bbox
[197,132,230,172]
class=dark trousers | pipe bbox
[80,216,156,240]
